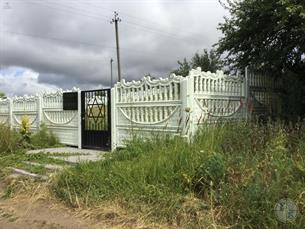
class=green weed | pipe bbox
[30,124,60,148]
[0,125,22,154]
[48,122,305,227]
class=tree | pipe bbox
[0,92,6,99]
[173,58,191,77]
[217,0,305,75]
[173,49,222,76]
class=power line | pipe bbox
[52,1,189,40]
[1,29,171,65]
[52,1,205,43]
[17,0,201,43]
[74,1,186,37]
[3,1,208,62]
[3,30,114,49]
[122,21,183,41]
[2,29,172,59]
[20,0,111,22]
[9,0,212,3]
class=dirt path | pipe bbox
[0,187,98,229]
[0,200,92,229]
[0,181,167,229]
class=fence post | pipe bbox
[37,94,43,130]
[8,98,13,129]
[244,66,250,120]
[111,87,117,151]
[187,73,195,138]
[180,73,195,141]
[77,90,82,149]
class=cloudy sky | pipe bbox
[0,0,228,96]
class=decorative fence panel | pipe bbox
[12,96,39,132]
[0,89,81,147]
[0,99,10,125]
[111,75,183,148]
[190,69,247,127]
[42,90,79,146]
[247,68,282,117]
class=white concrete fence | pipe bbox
[0,68,281,150]
[111,67,281,149]
[0,88,81,147]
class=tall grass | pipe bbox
[52,121,305,227]
[30,124,60,148]
[0,123,60,154]
[0,124,22,153]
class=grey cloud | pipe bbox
[0,0,228,95]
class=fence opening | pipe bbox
[81,89,111,150]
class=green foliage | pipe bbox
[0,92,6,99]
[20,115,31,142]
[0,124,22,154]
[192,152,226,195]
[217,0,305,75]
[52,121,305,227]
[173,58,191,77]
[173,49,222,76]
[192,49,222,73]
[0,123,60,154]
[281,72,305,118]
[30,124,60,148]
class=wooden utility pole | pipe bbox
[111,11,122,82]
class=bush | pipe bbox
[0,124,22,153]
[30,124,59,148]
[20,115,31,142]
[0,122,60,155]
[192,152,226,195]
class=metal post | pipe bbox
[245,66,250,120]
[77,90,82,149]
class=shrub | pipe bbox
[30,124,59,148]
[192,152,226,195]
[20,115,31,142]
[0,124,22,153]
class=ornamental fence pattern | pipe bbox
[0,89,80,147]
[111,74,183,148]
[0,68,281,150]
[110,67,281,149]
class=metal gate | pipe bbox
[81,89,111,149]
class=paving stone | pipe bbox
[11,168,48,181]
[23,161,66,171]
[50,154,103,164]
[26,147,106,155]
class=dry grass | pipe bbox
[52,121,305,228]
[1,178,171,228]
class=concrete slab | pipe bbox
[23,161,66,171]
[50,154,103,164]
[11,168,48,181]
[26,147,107,155]
[26,147,108,164]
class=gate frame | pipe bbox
[80,88,111,150]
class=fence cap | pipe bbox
[116,74,182,88]
[188,68,242,81]
[2,88,80,100]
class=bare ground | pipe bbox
[0,180,168,229]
